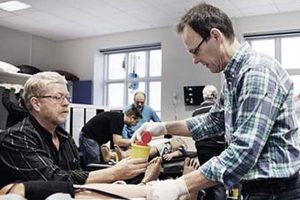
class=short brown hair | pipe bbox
[177,3,235,43]
[125,107,142,120]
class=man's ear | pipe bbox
[30,97,41,112]
[210,28,222,41]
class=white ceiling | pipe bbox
[0,0,300,41]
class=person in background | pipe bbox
[0,83,29,128]
[132,3,300,200]
[79,108,142,167]
[0,72,147,188]
[192,85,226,200]
[192,85,218,117]
[123,91,161,139]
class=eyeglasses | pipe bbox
[190,38,206,56]
[36,95,72,104]
[135,101,145,105]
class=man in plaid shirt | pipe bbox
[132,3,300,200]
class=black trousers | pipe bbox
[195,139,226,200]
[241,173,300,199]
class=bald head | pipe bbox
[134,91,146,110]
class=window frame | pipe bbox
[102,45,162,114]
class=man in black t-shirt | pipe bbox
[79,108,142,167]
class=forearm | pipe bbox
[85,167,119,184]
[113,135,131,147]
[75,183,148,199]
[165,120,191,137]
[115,138,131,147]
[183,170,217,194]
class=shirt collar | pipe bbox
[29,115,69,141]
[223,42,251,80]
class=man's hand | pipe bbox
[147,177,189,200]
[113,157,148,180]
[131,122,167,143]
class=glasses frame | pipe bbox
[36,95,72,104]
[190,37,207,56]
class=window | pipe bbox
[245,31,300,96]
[281,37,300,69]
[102,44,162,117]
[250,39,275,58]
[290,75,300,95]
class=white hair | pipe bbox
[23,71,67,109]
[202,85,218,100]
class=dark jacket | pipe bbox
[0,115,88,188]
[1,89,29,128]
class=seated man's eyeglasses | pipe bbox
[36,95,72,103]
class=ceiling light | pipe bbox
[0,1,31,12]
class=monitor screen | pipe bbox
[183,86,205,105]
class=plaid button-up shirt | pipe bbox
[186,43,300,189]
[0,115,89,187]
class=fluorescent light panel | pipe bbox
[0,1,31,11]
